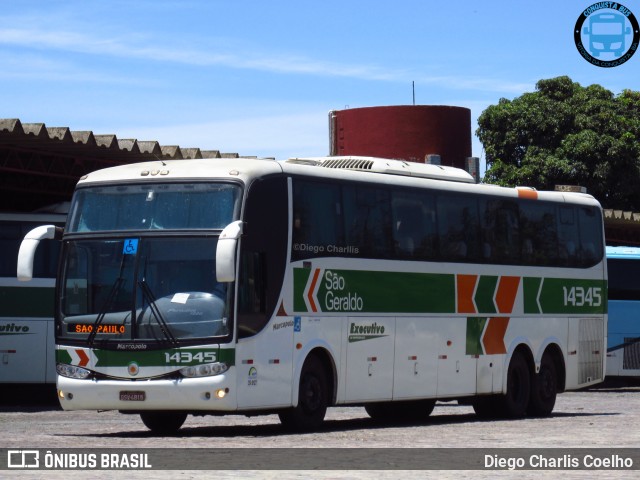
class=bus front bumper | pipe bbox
[56,373,237,412]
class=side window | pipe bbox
[292,181,343,260]
[237,252,266,337]
[343,185,392,258]
[519,202,558,266]
[238,176,288,338]
[558,206,578,266]
[0,223,23,277]
[392,191,436,260]
[578,207,603,267]
[437,194,480,262]
[608,258,640,300]
[0,221,60,278]
[481,199,521,264]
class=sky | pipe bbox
[1,1,639,174]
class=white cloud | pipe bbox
[0,23,535,93]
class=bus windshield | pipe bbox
[60,236,230,345]
[58,181,241,346]
[67,183,240,232]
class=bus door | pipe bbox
[436,317,477,397]
[345,317,395,402]
[235,324,294,409]
[392,317,438,399]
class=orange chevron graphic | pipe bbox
[457,274,478,314]
[76,349,90,367]
[495,276,520,314]
[307,268,321,313]
[276,301,288,317]
[482,317,509,354]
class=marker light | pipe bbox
[56,363,91,379]
[179,362,229,378]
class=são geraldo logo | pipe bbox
[575,2,640,67]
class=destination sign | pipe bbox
[68,324,126,335]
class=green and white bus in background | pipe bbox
[18,156,607,433]
[1,207,66,385]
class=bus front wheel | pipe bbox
[279,354,328,431]
[140,412,187,435]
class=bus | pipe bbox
[17,156,607,433]
[1,207,66,384]
[606,246,640,378]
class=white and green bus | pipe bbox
[17,156,607,433]
[1,208,66,385]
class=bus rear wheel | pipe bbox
[279,355,328,431]
[500,351,531,418]
[527,353,557,417]
[140,412,187,435]
[473,351,531,419]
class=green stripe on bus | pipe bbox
[56,348,236,367]
[523,277,608,314]
[475,276,498,314]
[293,268,312,312]
[466,317,487,355]
[295,268,455,314]
[523,277,543,314]
[295,269,607,316]
[0,286,54,317]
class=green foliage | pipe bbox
[478,76,640,210]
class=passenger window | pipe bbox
[437,194,480,262]
[481,199,520,264]
[343,186,392,258]
[392,191,436,260]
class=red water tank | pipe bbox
[329,105,471,169]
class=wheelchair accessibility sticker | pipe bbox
[123,239,139,255]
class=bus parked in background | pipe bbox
[1,206,66,384]
[18,157,607,433]
[606,246,640,378]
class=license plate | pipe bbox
[119,391,146,401]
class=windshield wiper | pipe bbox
[138,279,178,346]
[88,277,125,347]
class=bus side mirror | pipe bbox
[216,221,243,283]
[17,225,62,282]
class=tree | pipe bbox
[477,76,640,211]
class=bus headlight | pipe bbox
[56,363,91,379]
[180,362,229,378]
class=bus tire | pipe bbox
[500,351,531,418]
[140,412,187,435]
[527,352,557,417]
[365,399,435,423]
[279,354,328,431]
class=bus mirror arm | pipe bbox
[216,221,243,283]
[17,225,62,282]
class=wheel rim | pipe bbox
[538,366,556,401]
[301,374,322,413]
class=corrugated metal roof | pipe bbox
[0,118,240,160]
[0,118,250,212]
